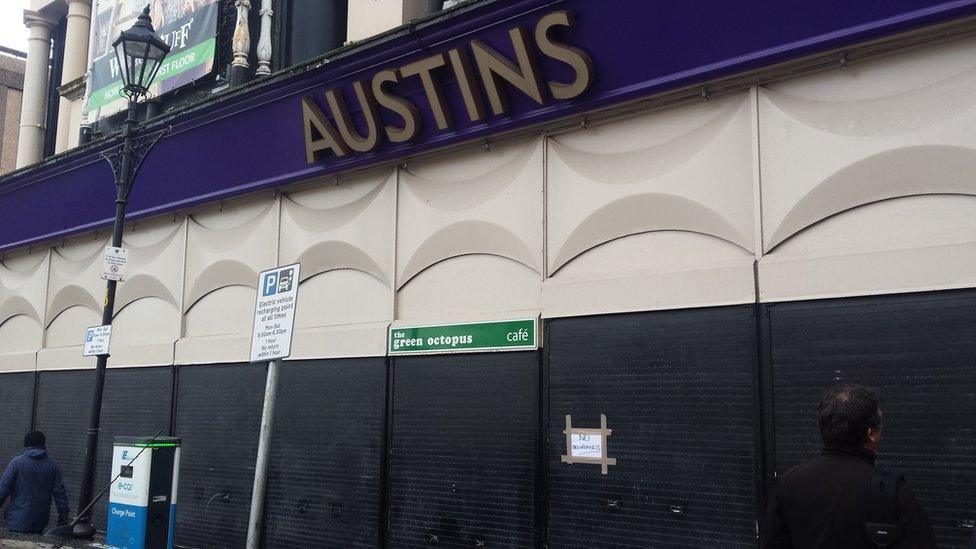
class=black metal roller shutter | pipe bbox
[173,363,265,549]
[92,366,174,531]
[767,290,976,548]
[546,306,759,548]
[34,369,96,526]
[0,371,37,529]
[389,352,539,548]
[262,358,387,548]
[0,372,35,466]
[32,368,172,532]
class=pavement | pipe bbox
[0,528,107,548]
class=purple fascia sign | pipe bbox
[2,0,976,253]
[298,10,593,165]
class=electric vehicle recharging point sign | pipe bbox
[250,263,300,363]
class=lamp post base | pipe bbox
[72,521,96,539]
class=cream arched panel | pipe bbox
[0,250,48,371]
[111,297,181,366]
[397,255,541,322]
[544,91,756,317]
[0,316,40,365]
[290,271,390,358]
[761,195,976,301]
[42,305,100,370]
[544,231,754,318]
[38,235,105,369]
[179,285,256,364]
[109,217,184,367]
[280,169,395,358]
[758,35,976,300]
[765,146,976,250]
[395,136,543,322]
[176,193,278,364]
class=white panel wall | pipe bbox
[0,249,48,371]
[40,235,103,369]
[395,136,544,324]
[110,217,185,367]
[281,169,396,359]
[35,217,187,370]
[177,192,279,364]
[6,34,976,367]
[759,36,976,301]
[544,91,757,317]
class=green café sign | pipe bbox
[389,319,538,355]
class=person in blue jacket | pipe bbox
[0,431,70,534]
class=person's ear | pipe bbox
[867,427,881,445]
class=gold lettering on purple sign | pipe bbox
[301,9,594,164]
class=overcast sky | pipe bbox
[0,1,31,54]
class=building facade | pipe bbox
[0,48,26,174]
[1,0,976,547]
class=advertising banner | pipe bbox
[85,0,219,121]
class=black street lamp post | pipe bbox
[72,6,171,538]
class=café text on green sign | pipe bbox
[389,319,537,355]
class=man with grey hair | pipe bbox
[761,383,936,548]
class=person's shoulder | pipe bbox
[5,454,28,469]
[772,461,808,494]
[775,454,837,489]
[779,458,816,481]
[892,472,922,501]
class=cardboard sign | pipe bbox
[570,433,603,458]
[561,414,617,474]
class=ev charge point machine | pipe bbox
[107,436,181,549]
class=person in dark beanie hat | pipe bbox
[23,431,45,449]
[0,430,70,533]
[760,383,936,548]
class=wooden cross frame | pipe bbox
[560,414,617,474]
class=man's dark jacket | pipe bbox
[761,446,937,548]
[0,447,70,533]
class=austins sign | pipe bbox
[300,10,593,164]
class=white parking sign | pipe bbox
[249,263,300,363]
[83,325,112,356]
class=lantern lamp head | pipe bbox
[112,5,171,99]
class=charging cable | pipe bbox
[43,428,166,538]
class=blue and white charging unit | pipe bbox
[107,436,181,549]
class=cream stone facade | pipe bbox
[0,51,26,174]
[346,0,428,43]
[3,31,976,370]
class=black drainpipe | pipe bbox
[42,16,66,159]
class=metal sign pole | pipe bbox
[245,262,299,546]
[246,358,280,549]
